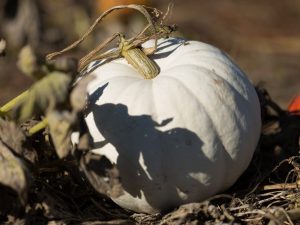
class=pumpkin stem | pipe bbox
[119,36,160,79]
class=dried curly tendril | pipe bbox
[46,4,176,79]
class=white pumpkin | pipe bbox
[83,37,261,214]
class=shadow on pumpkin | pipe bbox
[85,84,216,212]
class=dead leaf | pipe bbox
[0,140,30,204]
[70,75,95,112]
[76,118,93,151]
[17,45,39,77]
[14,72,72,122]
[0,119,37,163]
[160,203,207,225]
[70,115,93,152]
[77,133,93,151]
[80,152,123,199]
[47,110,76,158]
[0,119,25,153]
[52,57,78,74]
[4,215,25,225]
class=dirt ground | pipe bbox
[165,0,300,107]
[0,0,299,107]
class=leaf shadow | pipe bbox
[85,84,216,212]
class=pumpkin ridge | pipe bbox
[166,67,259,185]
[159,74,229,190]
[150,81,168,195]
[158,42,251,100]
[88,77,139,107]
[162,64,249,125]
[92,77,140,93]
[176,65,245,131]
[170,61,249,101]
[116,79,146,107]
[159,75,223,151]
[156,77,186,125]
[163,42,222,65]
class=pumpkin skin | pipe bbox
[84,37,261,214]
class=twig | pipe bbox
[267,200,289,208]
[234,209,267,217]
[78,32,122,71]
[257,192,288,205]
[262,183,298,191]
[220,204,235,221]
[46,4,176,76]
[229,204,252,212]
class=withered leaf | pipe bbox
[160,203,205,225]
[77,132,92,151]
[72,115,93,151]
[14,72,72,122]
[70,75,95,112]
[47,110,76,158]
[80,152,123,199]
[52,57,78,74]
[0,119,37,163]
[17,45,38,77]
[0,119,25,153]
[0,140,30,204]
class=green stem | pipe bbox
[0,90,29,116]
[0,89,48,135]
[28,118,48,136]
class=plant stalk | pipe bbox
[0,90,29,116]
[28,118,48,136]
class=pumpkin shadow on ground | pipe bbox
[87,85,215,212]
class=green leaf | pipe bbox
[14,72,72,122]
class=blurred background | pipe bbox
[0,0,299,107]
